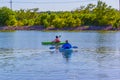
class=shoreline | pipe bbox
[0,25,119,31]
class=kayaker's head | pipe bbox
[65,40,68,43]
[56,36,58,38]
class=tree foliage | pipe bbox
[0,1,120,29]
[0,7,15,26]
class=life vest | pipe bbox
[54,38,60,43]
[62,43,72,49]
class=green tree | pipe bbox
[52,18,65,28]
[113,18,120,28]
[43,19,50,28]
[0,7,15,26]
[93,1,113,26]
[6,15,17,26]
[39,13,50,25]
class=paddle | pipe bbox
[58,35,61,38]
[49,46,78,49]
[49,46,55,49]
[72,46,78,49]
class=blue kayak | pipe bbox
[59,47,73,53]
[59,47,73,59]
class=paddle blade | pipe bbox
[49,47,55,49]
[72,46,78,49]
[59,35,61,38]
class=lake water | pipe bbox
[0,31,120,80]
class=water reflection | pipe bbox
[95,32,117,54]
[0,48,15,72]
[0,32,15,49]
[50,46,73,62]
[96,47,113,54]
[0,31,120,80]
[93,32,119,69]
[62,52,72,62]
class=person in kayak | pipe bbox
[52,36,61,43]
[62,40,72,49]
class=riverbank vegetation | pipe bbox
[0,1,120,30]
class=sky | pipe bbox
[0,0,119,11]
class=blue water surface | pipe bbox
[0,31,120,80]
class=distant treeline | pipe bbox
[0,1,120,29]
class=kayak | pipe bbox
[42,42,65,45]
[59,47,73,53]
